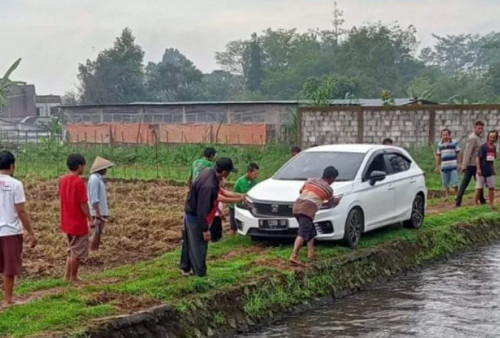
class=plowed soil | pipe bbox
[20,179,488,279]
[22,179,188,278]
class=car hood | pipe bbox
[247,178,353,203]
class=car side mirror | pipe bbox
[369,170,386,186]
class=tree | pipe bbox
[0,58,21,107]
[193,71,244,101]
[331,1,345,44]
[243,33,263,91]
[62,91,78,105]
[420,34,483,75]
[77,28,146,104]
[215,40,248,74]
[335,23,421,97]
[145,48,203,101]
[301,75,358,106]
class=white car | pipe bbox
[235,144,426,247]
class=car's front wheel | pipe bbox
[403,194,425,229]
[343,208,364,248]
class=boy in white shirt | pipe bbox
[0,151,36,307]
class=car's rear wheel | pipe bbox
[343,208,364,248]
[404,194,425,229]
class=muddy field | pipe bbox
[20,178,487,279]
[22,179,188,278]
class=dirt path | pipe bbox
[426,191,500,215]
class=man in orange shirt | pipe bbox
[290,166,340,266]
[59,154,92,282]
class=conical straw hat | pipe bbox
[90,157,114,174]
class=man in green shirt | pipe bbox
[187,148,216,190]
[230,162,260,234]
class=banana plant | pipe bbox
[0,58,22,107]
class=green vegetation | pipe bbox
[2,205,498,337]
[0,291,113,337]
[0,58,21,107]
[68,8,500,105]
[8,142,496,192]
[10,143,290,183]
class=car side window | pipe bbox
[364,154,386,180]
[385,153,411,174]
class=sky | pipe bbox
[1,0,500,95]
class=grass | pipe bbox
[2,204,499,337]
[0,291,113,337]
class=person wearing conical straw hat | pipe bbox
[88,157,113,252]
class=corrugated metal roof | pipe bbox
[59,98,438,109]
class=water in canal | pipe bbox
[242,242,500,337]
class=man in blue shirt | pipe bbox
[88,157,114,251]
[435,128,461,201]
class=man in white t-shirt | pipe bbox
[0,151,36,307]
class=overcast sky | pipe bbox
[1,0,499,95]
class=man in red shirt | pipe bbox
[59,154,92,282]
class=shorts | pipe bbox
[67,234,89,260]
[441,169,459,188]
[476,175,496,189]
[0,235,23,276]
[295,214,317,243]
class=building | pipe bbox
[36,95,62,117]
[0,82,36,119]
[0,82,61,144]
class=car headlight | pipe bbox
[320,194,343,209]
[240,197,255,211]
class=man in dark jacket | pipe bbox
[180,158,237,277]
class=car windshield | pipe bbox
[274,151,365,181]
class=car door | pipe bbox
[384,152,414,221]
[358,151,396,230]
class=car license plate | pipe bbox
[259,219,289,230]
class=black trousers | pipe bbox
[456,166,485,206]
[210,217,223,242]
[180,214,208,277]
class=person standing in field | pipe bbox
[456,121,486,207]
[435,128,461,201]
[382,138,394,146]
[211,178,247,241]
[290,146,301,158]
[0,151,37,307]
[290,166,340,266]
[210,178,226,243]
[187,147,216,190]
[59,154,92,283]
[88,157,113,251]
[229,163,260,235]
[180,158,237,277]
[475,130,499,208]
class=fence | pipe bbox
[299,104,500,148]
[64,123,268,145]
[0,129,62,147]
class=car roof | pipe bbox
[304,144,398,154]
